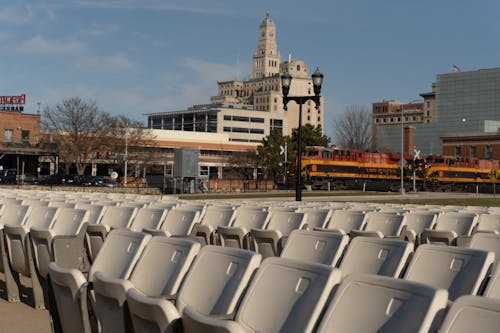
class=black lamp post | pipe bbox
[281,68,324,201]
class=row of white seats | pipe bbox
[47,229,500,333]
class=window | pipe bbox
[4,129,13,142]
[249,128,264,134]
[486,146,493,159]
[21,130,30,143]
[250,117,265,123]
[455,146,461,157]
[270,119,283,134]
[470,146,476,158]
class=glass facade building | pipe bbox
[376,67,500,155]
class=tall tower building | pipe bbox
[250,11,281,79]
[148,12,325,143]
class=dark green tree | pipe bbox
[256,130,289,182]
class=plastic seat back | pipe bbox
[438,296,500,333]
[99,206,137,229]
[89,229,152,282]
[362,212,406,237]
[129,208,169,232]
[48,230,150,333]
[434,212,477,235]
[232,208,269,231]
[476,214,500,233]
[339,237,413,278]
[265,211,306,236]
[4,206,58,276]
[131,237,200,297]
[298,208,332,229]
[176,246,261,316]
[404,244,494,301]
[216,258,340,333]
[218,209,269,249]
[93,237,200,333]
[469,233,500,268]
[22,198,49,207]
[0,204,30,228]
[326,210,366,234]
[74,204,106,224]
[31,208,89,278]
[281,229,349,266]
[403,212,438,241]
[316,274,448,333]
[158,208,200,236]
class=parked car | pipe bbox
[95,177,121,187]
[0,169,17,184]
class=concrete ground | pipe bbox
[0,274,52,333]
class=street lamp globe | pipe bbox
[280,72,292,97]
[312,68,324,96]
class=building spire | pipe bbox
[251,11,281,79]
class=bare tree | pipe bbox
[42,97,152,175]
[333,105,372,151]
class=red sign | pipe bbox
[0,94,26,105]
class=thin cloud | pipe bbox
[0,4,36,24]
[74,52,136,72]
[15,35,87,54]
[71,1,241,17]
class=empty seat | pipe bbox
[144,208,200,237]
[421,212,478,245]
[182,257,341,333]
[48,201,76,208]
[469,232,500,269]
[3,206,59,308]
[251,211,306,258]
[316,273,448,333]
[48,230,151,333]
[297,208,332,229]
[402,211,438,244]
[128,207,169,232]
[280,229,349,266]
[437,295,500,333]
[127,246,262,333]
[403,244,494,301]
[218,208,269,249]
[93,237,200,333]
[74,204,106,225]
[350,212,406,238]
[193,206,236,245]
[339,237,413,278]
[21,198,50,207]
[30,208,89,281]
[85,206,137,261]
[0,204,31,302]
[323,210,366,234]
[475,213,500,234]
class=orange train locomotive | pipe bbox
[301,146,500,192]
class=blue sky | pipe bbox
[1,0,499,140]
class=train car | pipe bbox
[423,155,500,192]
[301,146,500,192]
[301,146,415,191]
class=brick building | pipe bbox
[0,95,56,175]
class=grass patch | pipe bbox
[370,198,500,208]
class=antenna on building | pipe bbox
[236,50,240,81]
[36,102,41,115]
